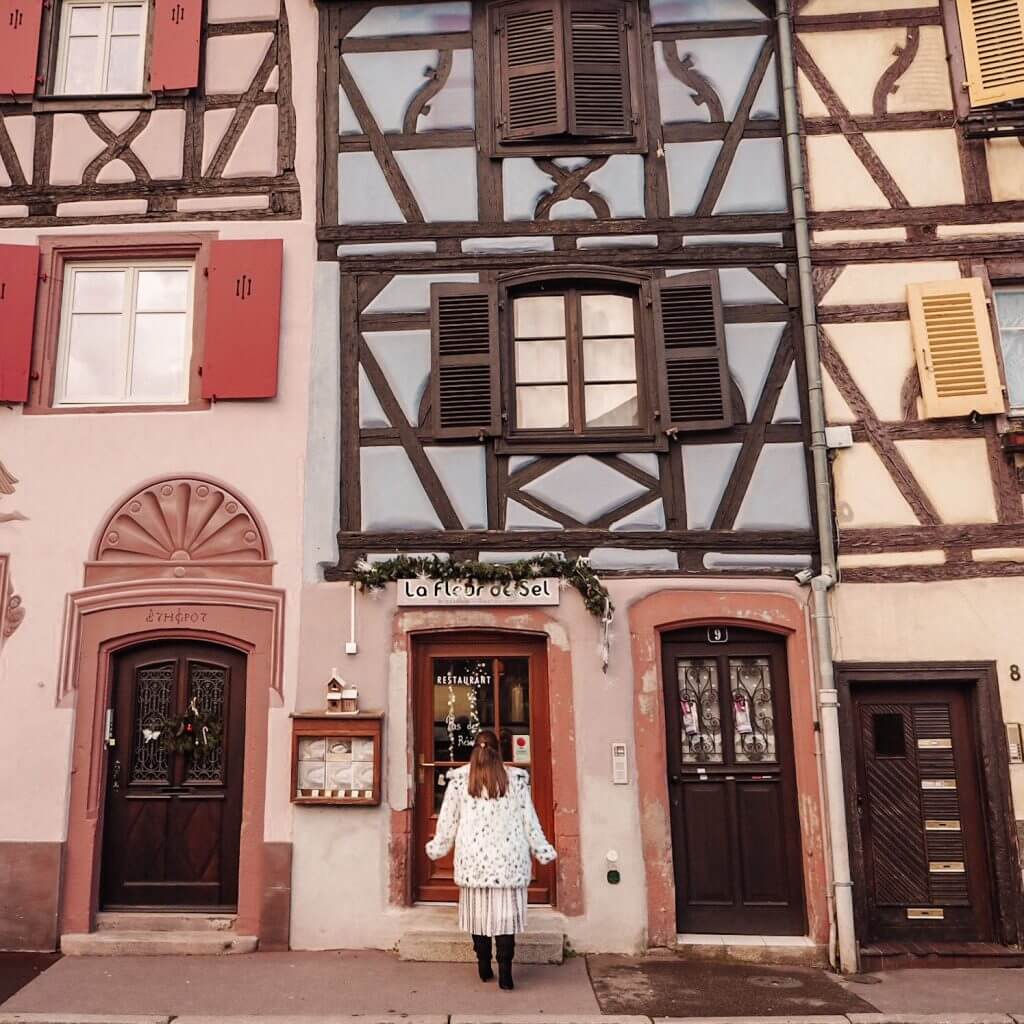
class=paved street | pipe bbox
[0,951,1021,1020]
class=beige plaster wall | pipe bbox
[832,579,1024,818]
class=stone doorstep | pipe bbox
[673,942,829,968]
[397,928,564,964]
[58,931,258,956]
[94,913,237,933]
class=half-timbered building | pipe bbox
[296,0,837,957]
[0,0,311,953]
[795,0,1024,965]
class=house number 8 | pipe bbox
[1011,665,1021,682]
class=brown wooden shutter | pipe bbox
[0,1,43,97]
[498,0,567,141]
[955,0,1024,106]
[565,0,633,136]
[908,278,1005,419]
[202,239,283,400]
[430,283,501,439]
[0,244,39,402]
[150,0,203,92]
[653,272,733,433]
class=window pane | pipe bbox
[514,295,565,339]
[130,313,189,401]
[63,34,100,93]
[999,330,1024,409]
[72,270,126,313]
[515,339,567,384]
[994,287,1024,330]
[63,314,123,401]
[584,383,639,427]
[730,656,777,764]
[106,34,142,92]
[136,269,189,312]
[873,713,906,758]
[583,337,637,382]
[68,5,102,34]
[516,385,570,429]
[581,293,634,336]
[111,4,143,34]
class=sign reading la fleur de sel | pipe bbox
[396,577,560,607]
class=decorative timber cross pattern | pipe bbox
[533,158,611,219]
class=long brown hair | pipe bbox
[467,729,508,798]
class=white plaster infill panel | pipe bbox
[725,321,786,418]
[734,443,811,530]
[585,155,646,218]
[799,29,909,117]
[826,322,916,422]
[521,457,648,524]
[833,443,917,527]
[132,110,186,180]
[364,273,478,314]
[820,261,960,306]
[865,130,965,207]
[223,105,279,179]
[651,0,766,23]
[987,138,1024,203]
[895,439,998,525]
[505,499,563,530]
[838,550,947,569]
[205,33,273,95]
[339,152,405,224]
[50,115,106,186]
[805,135,888,212]
[800,0,936,11]
[362,330,431,425]
[347,2,471,37]
[394,147,478,221]
[424,446,488,529]
[657,36,766,123]
[681,443,742,529]
[207,0,279,21]
[715,138,788,214]
[0,114,34,186]
[665,141,722,216]
[773,366,802,424]
[822,367,856,424]
[360,448,442,531]
[813,227,908,245]
[346,50,445,133]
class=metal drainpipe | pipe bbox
[774,0,858,974]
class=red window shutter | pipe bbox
[0,1,43,97]
[150,0,202,92]
[0,244,39,403]
[654,271,733,433]
[202,239,283,400]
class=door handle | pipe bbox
[418,757,437,784]
[111,760,121,791]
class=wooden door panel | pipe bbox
[680,783,733,905]
[102,643,245,911]
[853,684,995,943]
[736,782,789,905]
[663,628,805,936]
[413,637,555,905]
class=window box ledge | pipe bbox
[32,94,156,114]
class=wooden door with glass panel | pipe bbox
[662,627,805,935]
[414,636,555,903]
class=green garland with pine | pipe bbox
[352,553,613,620]
[155,698,224,756]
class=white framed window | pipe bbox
[993,286,1024,414]
[55,262,194,407]
[56,1,149,96]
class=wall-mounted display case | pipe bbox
[290,712,383,806]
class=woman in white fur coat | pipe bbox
[425,729,557,990]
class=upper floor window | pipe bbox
[513,288,642,434]
[993,286,1024,414]
[56,1,149,96]
[486,0,646,156]
[429,271,732,452]
[55,261,193,406]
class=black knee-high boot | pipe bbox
[471,934,493,982]
[495,934,515,990]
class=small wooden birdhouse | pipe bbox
[326,669,346,715]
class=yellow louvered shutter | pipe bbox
[956,0,1024,106]
[908,279,1005,419]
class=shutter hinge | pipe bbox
[631,111,640,125]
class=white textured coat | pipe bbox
[425,764,557,888]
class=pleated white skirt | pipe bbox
[458,885,528,937]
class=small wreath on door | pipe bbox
[142,697,224,756]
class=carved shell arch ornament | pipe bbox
[94,478,269,569]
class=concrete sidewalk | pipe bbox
[1,950,1021,1021]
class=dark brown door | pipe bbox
[413,635,555,904]
[663,627,805,934]
[101,641,246,910]
[851,683,995,942]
